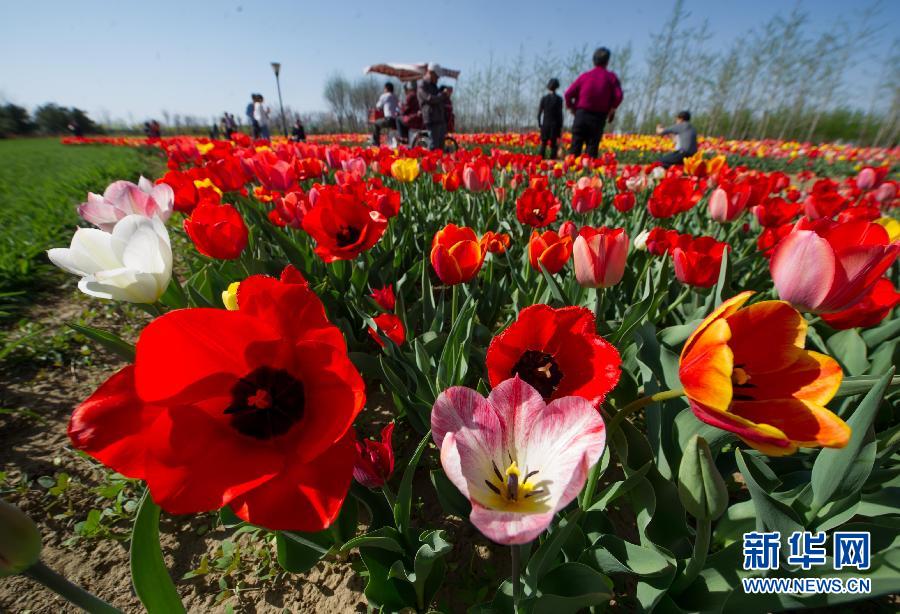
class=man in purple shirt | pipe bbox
[564,47,623,158]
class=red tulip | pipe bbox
[708,183,751,222]
[353,423,395,489]
[184,203,248,260]
[571,176,603,213]
[516,187,561,228]
[528,229,572,274]
[480,231,511,254]
[302,189,388,262]
[68,268,365,530]
[673,237,729,288]
[269,191,312,229]
[648,176,701,218]
[613,192,636,212]
[820,278,900,330]
[771,219,899,313]
[803,179,849,220]
[485,304,620,405]
[430,224,484,285]
[367,313,406,347]
[752,197,800,228]
[370,285,396,311]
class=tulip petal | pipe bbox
[770,230,836,311]
[469,503,556,545]
[733,350,842,405]
[725,300,806,373]
[689,400,796,456]
[679,319,734,412]
[680,292,752,362]
[731,399,850,449]
[228,430,356,531]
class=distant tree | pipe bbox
[0,103,36,137]
[323,73,352,132]
[33,103,99,134]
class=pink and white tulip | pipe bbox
[573,226,629,288]
[770,219,899,313]
[77,177,174,232]
[431,376,606,545]
[708,184,750,223]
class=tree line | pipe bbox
[0,103,100,137]
[321,1,898,146]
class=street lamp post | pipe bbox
[271,62,288,137]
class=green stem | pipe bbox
[656,287,691,321]
[24,561,122,614]
[511,544,522,610]
[450,283,459,327]
[580,457,604,510]
[381,483,396,510]
[594,287,605,328]
[606,388,686,435]
[672,517,711,594]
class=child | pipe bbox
[538,79,563,159]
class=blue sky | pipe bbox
[1,0,897,123]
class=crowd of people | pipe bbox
[538,46,696,167]
[139,50,694,167]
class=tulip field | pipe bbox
[1,131,899,613]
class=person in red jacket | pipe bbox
[564,47,623,158]
[398,82,423,144]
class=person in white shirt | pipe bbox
[253,95,271,140]
[372,82,399,146]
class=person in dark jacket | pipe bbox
[538,78,563,159]
[417,63,448,151]
[398,82,422,144]
[564,47,623,158]
[291,118,307,142]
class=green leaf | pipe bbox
[712,246,732,307]
[588,461,652,512]
[130,490,185,614]
[158,276,188,309]
[538,262,567,305]
[533,562,612,613]
[826,329,869,376]
[341,527,405,554]
[394,431,431,538]
[276,530,332,573]
[526,508,582,586]
[430,469,471,518]
[811,368,894,512]
[67,323,135,361]
[835,374,900,397]
[735,450,804,537]
[580,534,673,577]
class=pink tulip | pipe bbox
[573,226,629,288]
[431,376,605,545]
[708,184,750,223]
[770,219,899,313]
[462,160,493,192]
[856,167,876,191]
[77,177,174,232]
[875,182,897,204]
[571,176,603,213]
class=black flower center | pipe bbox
[336,225,361,247]
[225,367,305,439]
[511,350,562,400]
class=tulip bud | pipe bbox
[0,499,42,577]
[677,436,728,521]
[353,423,395,489]
[573,227,629,288]
[633,229,650,251]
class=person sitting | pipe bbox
[372,82,399,146]
[398,82,422,144]
[656,110,698,168]
[291,118,307,142]
[538,78,563,159]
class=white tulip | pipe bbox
[48,215,172,303]
[633,229,650,251]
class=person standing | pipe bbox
[564,47,623,158]
[246,95,260,139]
[254,95,271,140]
[538,78,563,159]
[372,82,399,146]
[292,118,307,142]
[418,63,448,151]
[656,111,698,168]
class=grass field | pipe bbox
[0,138,164,320]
